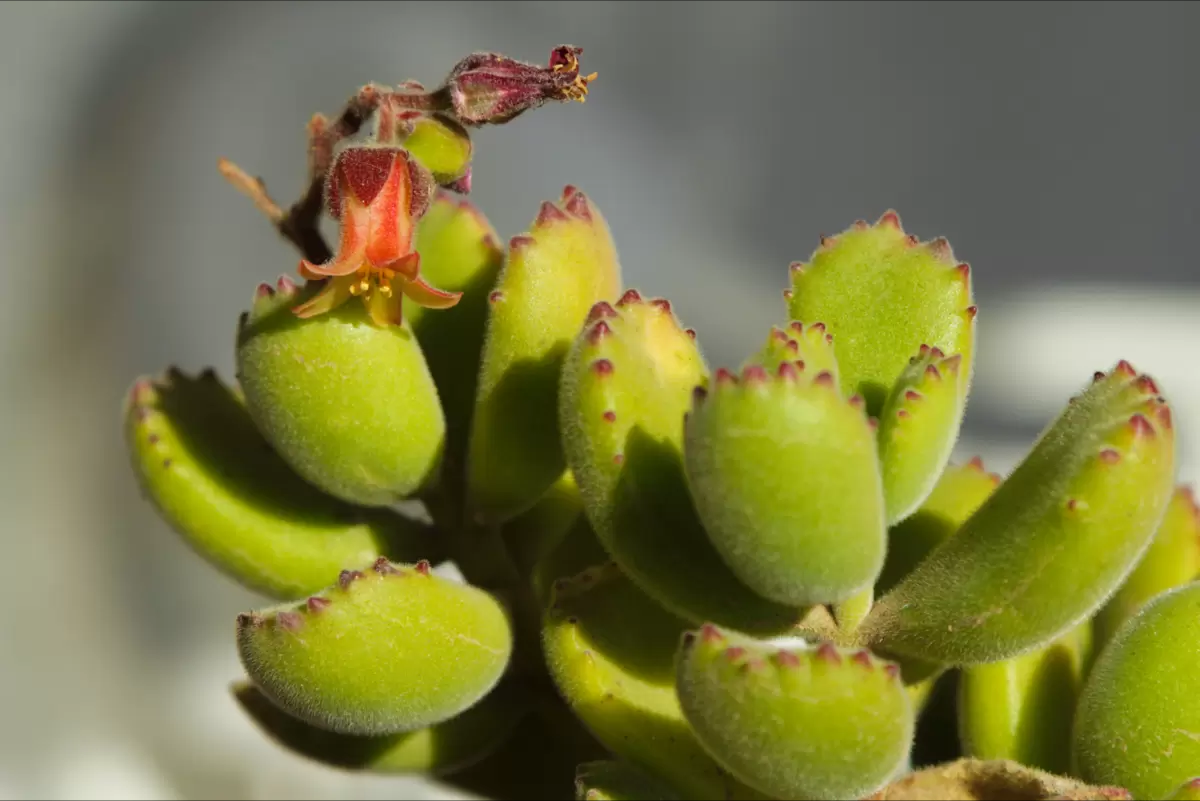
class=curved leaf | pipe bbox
[467,186,622,523]
[684,361,885,606]
[1073,582,1200,799]
[124,368,438,599]
[558,292,804,634]
[676,626,913,801]
[237,558,512,735]
[542,563,765,800]
[236,282,446,507]
[232,678,528,775]
[862,361,1176,664]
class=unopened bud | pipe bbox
[338,96,473,188]
[446,45,596,126]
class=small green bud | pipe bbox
[393,111,473,186]
[237,559,512,736]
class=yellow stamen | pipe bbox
[562,72,597,103]
[553,52,580,73]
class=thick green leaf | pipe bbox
[232,678,528,775]
[1093,485,1200,648]
[558,292,804,634]
[237,559,512,736]
[786,211,975,417]
[1073,582,1200,799]
[467,186,622,524]
[957,623,1091,773]
[236,282,446,507]
[876,458,1001,596]
[124,368,437,599]
[877,346,970,524]
[405,191,505,507]
[862,361,1176,664]
[683,361,885,606]
[542,563,765,800]
[676,626,913,801]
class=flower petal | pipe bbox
[386,251,422,281]
[364,152,415,267]
[299,252,364,278]
[292,277,355,318]
[401,275,463,310]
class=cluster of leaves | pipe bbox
[123,46,1200,801]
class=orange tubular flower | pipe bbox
[293,146,462,327]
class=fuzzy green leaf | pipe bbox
[676,626,913,801]
[558,292,804,634]
[683,361,885,606]
[575,761,679,800]
[236,282,446,507]
[237,559,512,736]
[542,564,764,801]
[786,211,975,417]
[877,346,969,524]
[124,368,438,599]
[1092,485,1200,648]
[405,191,505,507]
[958,622,1092,774]
[1073,582,1200,799]
[467,186,622,523]
[876,458,1001,596]
[232,678,528,775]
[861,361,1177,664]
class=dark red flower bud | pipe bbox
[446,45,596,126]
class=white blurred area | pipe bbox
[1,1,1197,799]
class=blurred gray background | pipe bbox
[2,1,1198,798]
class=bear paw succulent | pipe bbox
[123,44,1199,801]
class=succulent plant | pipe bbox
[124,45,1200,801]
